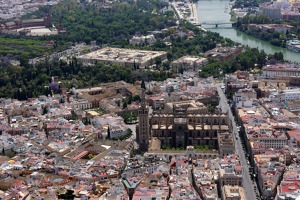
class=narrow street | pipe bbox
[216,84,258,200]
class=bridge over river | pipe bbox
[194,21,234,27]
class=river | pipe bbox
[196,0,300,63]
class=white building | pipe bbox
[72,99,92,110]
[277,164,300,200]
[277,89,300,101]
[77,47,167,68]
[129,35,156,46]
[250,132,288,149]
[233,88,257,106]
[222,185,247,200]
[262,64,300,78]
[109,124,128,139]
[171,56,208,72]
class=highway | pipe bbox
[216,84,258,200]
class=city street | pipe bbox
[216,84,258,200]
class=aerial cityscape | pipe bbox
[0,0,299,199]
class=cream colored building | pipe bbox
[171,56,208,72]
[220,166,243,186]
[222,185,246,200]
[77,47,167,68]
[262,64,300,78]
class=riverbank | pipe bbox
[196,0,300,63]
[191,3,199,24]
[233,19,300,55]
[192,3,208,32]
[171,2,199,24]
[171,2,207,31]
[235,24,287,47]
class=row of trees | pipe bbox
[233,0,269,9]
[0,57,173,99]
[0,35,69,62]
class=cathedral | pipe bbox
[136,92,235,156]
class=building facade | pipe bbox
[262,64,300,78]
[221,185,246,200]
[77,47,167,68]
[137,99,235,155]
[2,15,52,30]
[260,5,282,20]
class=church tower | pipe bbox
[136,89,150,151]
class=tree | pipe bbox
[42,106,48,115]
[116,99,121,107]
[57,190,75,199]
[133,95,141,102]
[127,95,132,104]
[155,57,162,68]
[123,101,128,109]
[87,154,95,159]
[107,126,111,139]
[141,80,146,89]
[273,52,284,61]
[71,113,77,120]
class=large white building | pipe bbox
[72,99,92,110]
[109,124,128,139]
[233,88,257,106]
[77,47,167,68]
[129,35,156,46]
[170,56,208,72]
[222,185,247,200]
[277,164,300,200]
[262,64,300,78]
[277,88,300,101]
[248,130,288,149]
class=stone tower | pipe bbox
[136,89,150,151]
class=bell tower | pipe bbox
[136,89,150,151]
